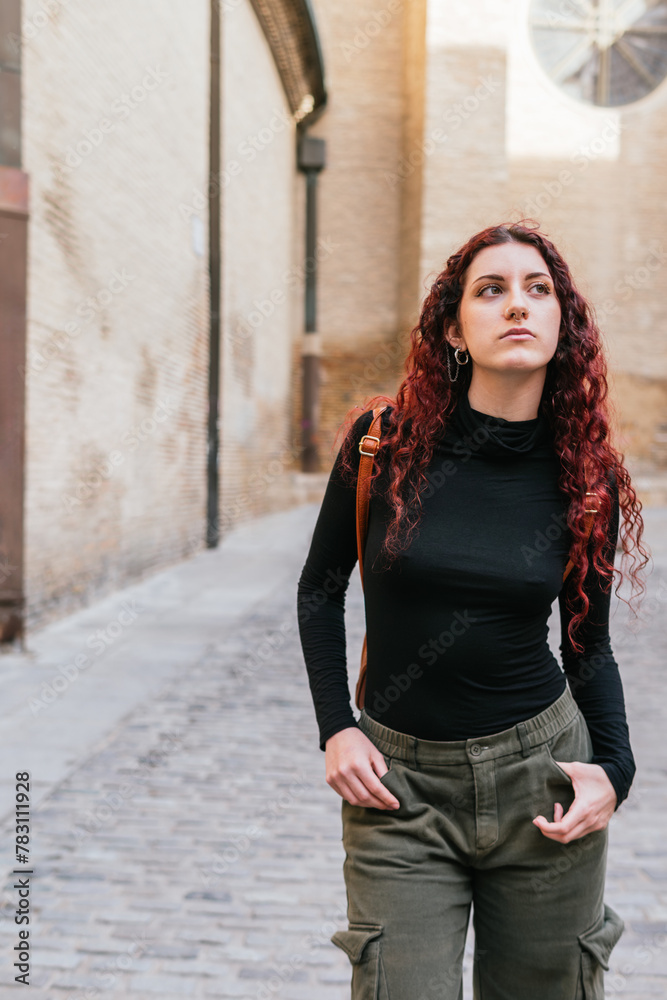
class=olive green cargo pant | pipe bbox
[332,685,624,999]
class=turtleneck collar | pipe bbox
[452,390,548,459]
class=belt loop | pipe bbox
[517,722,531,758]
[408,736,417,769]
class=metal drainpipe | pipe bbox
[297,132,326,472]
[206,0,222,547]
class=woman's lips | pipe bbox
[501,328,534,339]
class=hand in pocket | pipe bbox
[533,761,617,843]
[325,727,401,810]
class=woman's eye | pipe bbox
[476,281,551,296]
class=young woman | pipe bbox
[296,221,648,1000]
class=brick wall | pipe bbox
[22,0,211,629]
[304,0,412,466]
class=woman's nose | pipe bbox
[505,290,529,321]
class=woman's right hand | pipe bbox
[325,727,401,809]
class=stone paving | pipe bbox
[0,504,664,998]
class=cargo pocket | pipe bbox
[331,923,383,1000]
[577,903,624,999]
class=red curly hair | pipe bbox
[339,220,649,652]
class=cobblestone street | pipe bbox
[0,504,665,998]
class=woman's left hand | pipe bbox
[533,761,617,843]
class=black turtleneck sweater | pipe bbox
[296,396,636,809]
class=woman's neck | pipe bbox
[466,370,546,421]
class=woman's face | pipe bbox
[445,241,562,376]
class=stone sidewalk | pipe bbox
[0,503,664,998]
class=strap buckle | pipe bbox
[359,434,380,457]
[585,490,598,514]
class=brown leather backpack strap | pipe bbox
[355,635,368,711]
[562,490,598,582]
[354,406,386,710]
[355,406,386,590]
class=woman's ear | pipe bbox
[444,319,465,351]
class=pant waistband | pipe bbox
[358,683,580,766]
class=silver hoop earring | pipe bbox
[454,347,469,366]
[445,344,459,382]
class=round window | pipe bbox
[529,0,667,106]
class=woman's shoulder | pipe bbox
[349,403,395,441]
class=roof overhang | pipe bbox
[248,0,327,127]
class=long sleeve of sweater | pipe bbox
[558,474,636,809]
[296,413,373,749]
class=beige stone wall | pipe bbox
[418,0,510,278]
[508,130,667,389]
[418,44,508,281]
[219,0,303,530]
[22,0,210,629]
